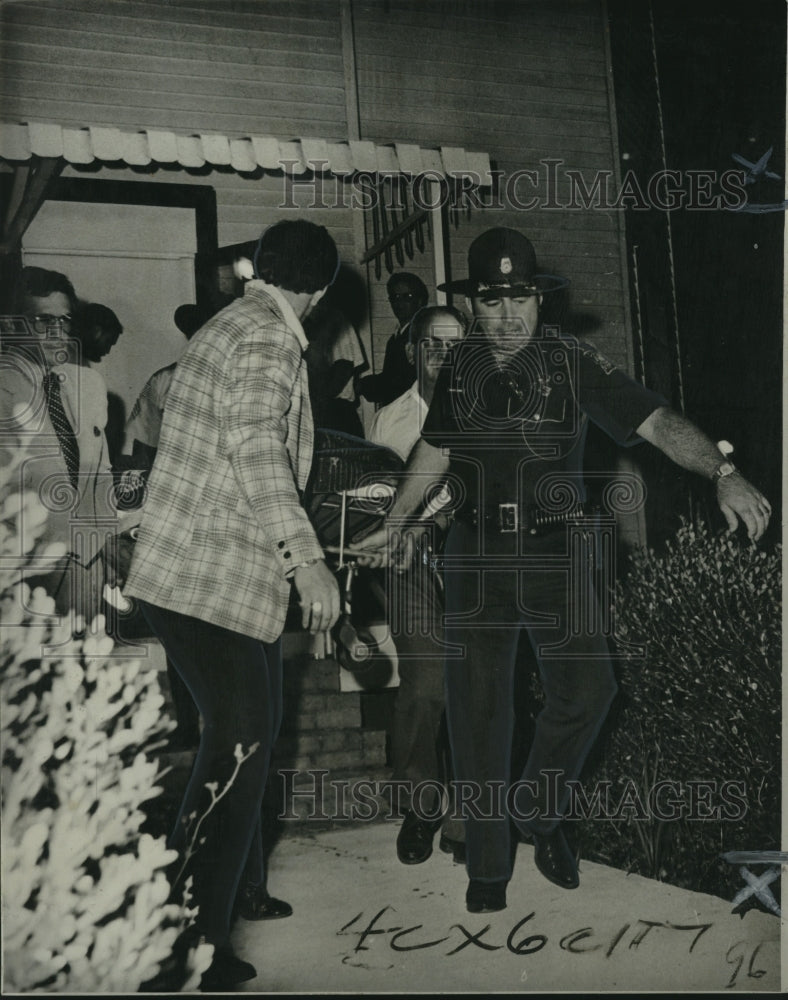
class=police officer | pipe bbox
[352,227,771,915]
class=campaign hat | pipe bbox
[438,227,568,297]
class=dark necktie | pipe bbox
[43,370,80,491]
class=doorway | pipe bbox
[20,176,218,454]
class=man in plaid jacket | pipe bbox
[125,219,341,991]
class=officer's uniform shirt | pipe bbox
[421,330,667,520]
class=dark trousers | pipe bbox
[388,560,446,797]
[443,521,617,882]
[387,559,462,839]
[138,601,282,947]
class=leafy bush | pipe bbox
[575,518,781,899]
[0,447,212,991]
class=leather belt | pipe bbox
[455,502,598,536]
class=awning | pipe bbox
[0,120,493,181]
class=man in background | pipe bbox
[1,266,118,626]
[72,301,124,364]
[357,271,428,407]
[367,305,467,867]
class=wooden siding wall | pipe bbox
[0,0,358,263]
[0,0,347,136]
[353,0,631,371]
[1,0,630,379]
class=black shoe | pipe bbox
[439,833,467,865]
[396,810,441,865]
[236,882,293,920]
[200,945,256,992]
[533,826,579,889]
[466,878,507,913]
[139,923,203,992]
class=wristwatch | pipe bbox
[711,461,737,482]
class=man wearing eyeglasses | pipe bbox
[0,266,118,623]
[367,305,468,867]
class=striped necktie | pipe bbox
[43,370,80,491]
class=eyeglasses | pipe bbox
[30,314,72,335]
[424,337,458,348]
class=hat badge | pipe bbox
[499,256,513,275]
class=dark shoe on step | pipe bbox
[439,833,467,865]
[466,878,507,913]
[396,810,441,865]
[533,826,579,889]
[236,882,293,920]
[200,946,256,992]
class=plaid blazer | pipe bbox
[124,281,323,642]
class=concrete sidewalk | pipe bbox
[231,822,783,994]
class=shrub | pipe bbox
[574,518,781,899]
[0,448,212,992]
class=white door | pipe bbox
[22,199,197,449]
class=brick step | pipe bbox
[272,727,387,773]
[288,691,363,715]
[282,653,341,694]
[280,694,363,733]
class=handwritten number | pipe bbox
[507,913,548,955]
[726,941,746,989]
[748,942,767,980]
[338,912,363,934]
[354,907,399,952]
[725,940,766,989]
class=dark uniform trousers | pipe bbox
[443,519,617,883]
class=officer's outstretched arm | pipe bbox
[636,406,772,542]
[348,439,450,567]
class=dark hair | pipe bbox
[409,305,468,346]
[253,220,339,294]
[77,302,123,337]
[15,266,76,312]
[386,271,429,303]
[173,303,212,339]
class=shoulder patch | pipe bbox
[577,340,619,376]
